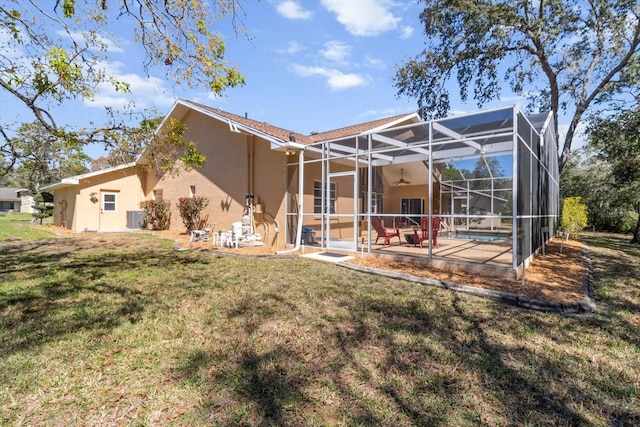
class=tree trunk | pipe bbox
[631,207,640,245]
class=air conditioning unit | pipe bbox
[126,210,146,229]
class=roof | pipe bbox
[39,162,137,192]
[307,113,421,143]
[0,187,22,201]
[174,99,420,146]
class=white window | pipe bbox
[153,189,163,201]
[314,181,336,214]
[362,192,383,214]
[190,185,196,197]
[103,193,117,212]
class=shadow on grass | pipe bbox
[170,234,640,425]
[332,289,638,425]
[174,345,309,426]
[0,237,211,356]
[581,235,640,352]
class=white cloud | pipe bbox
[320,0,401,36]
[327,72,369,90]
[364,55,385,69]
[276,1,313,20]
[84,61,174,110]
[399,26,414,39]
[95,34,125,54]
[61,31,125,53]
[320,41,351,64]
[278,41,304,54]
[359,107,405,118]
[290,64,369,90]
[498,94,527,104]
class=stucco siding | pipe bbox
[57,167,144,232]
[52,187,77,229]
[250,136,287,247]
[144,109,288,246]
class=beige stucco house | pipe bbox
[40,163,144,232]
[41,100,559,277]
[41,99,421,247]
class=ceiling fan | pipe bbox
[394,168,411,186]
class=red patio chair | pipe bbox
[371,216,401,246]
[413,216,441,248]
[394,216,408,228]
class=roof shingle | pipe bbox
[179,99,417,145]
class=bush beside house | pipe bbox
[561,197,588,238]
[139,200,172,230]
[177,196,209,232]
[31,193,53,224]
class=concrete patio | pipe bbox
[360,235,516,279]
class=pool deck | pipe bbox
[362,236,516,279]
[308,227,519,279]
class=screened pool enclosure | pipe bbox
[286,106,559,277]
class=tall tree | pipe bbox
[0,0,246,175]
[588,107,640,243]
[559,150,617,232]
[88,116,204,176]
[393,0,640,172]
[3,121,90,191]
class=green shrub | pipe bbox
[139,199,172,230]
[177,196,209,232]
[561,196,588,238]
[31,193,53,225]
[617,210,637,234]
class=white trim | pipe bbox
[365,113,421,133]
[39,163,136,191]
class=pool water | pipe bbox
[442,233,509,241]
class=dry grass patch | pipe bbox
[159,227,586,302]
[348,237,585,302]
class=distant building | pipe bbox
[0,188,35,213]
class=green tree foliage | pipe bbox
[394,0,640,172]
[1,122,89,191]
[139,199,171,230]
[139,118,206,175]
[560,150,617,232]
[177,196,209,232]
[1,1,246,177]
[561,196,588,238]
[588,107,640,243]
[469,157,508,190]
[31,192,53,224]
[90,116,205,176]
[439,164,463,182]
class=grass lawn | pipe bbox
[0,213,54,241]
[1,216,639,426]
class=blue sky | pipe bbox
[4,0,576,160]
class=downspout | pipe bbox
[277,149,304,254]
[512,107,519,274]
[248,135,256,234]
[248,135,255,196]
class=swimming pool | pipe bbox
[442,232,510,241]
